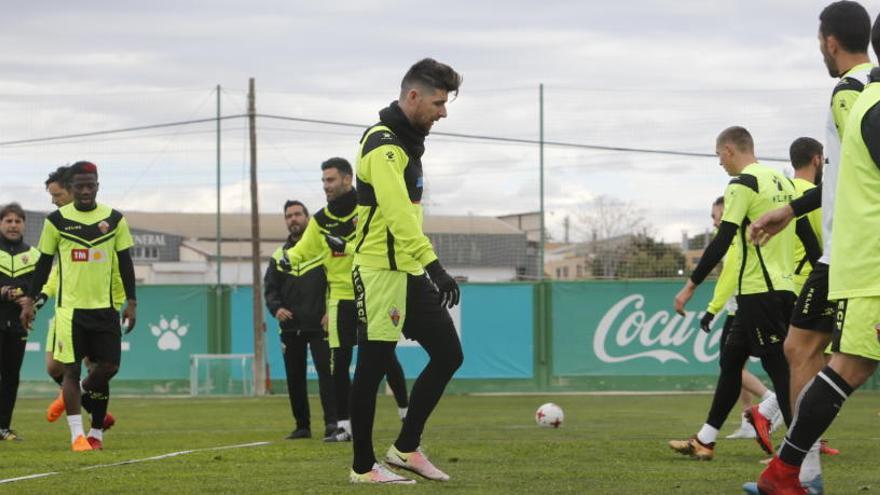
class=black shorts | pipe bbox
[400,274,455,343]
[335,299,357,349]
[790,262,835,334]
[727,291,795,357]
[72,308,121,365]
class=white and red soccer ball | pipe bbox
[535,402,564,428]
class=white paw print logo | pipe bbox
[150,315,189,351]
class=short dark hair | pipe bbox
[820,1,871,53]
[0,202,25,221]
[873,12,880,60]
[283,200,308,217]
[717,126,754,153]
[321,157,353,177]
[66,161,98,186]
[790,137,824,169]
[45,166,70,188]
[401,58,462,96]
[713,196,724,207]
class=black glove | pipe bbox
[700,311,715,333]
[425,260,460,308]
[325,234,346,254]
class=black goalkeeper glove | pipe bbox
[325,234,346,254]
[425,260,460,309]
[700,311,715,333]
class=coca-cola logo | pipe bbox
[593,294,722,364]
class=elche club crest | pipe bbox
[389,307,401,327]
[21,254,29,264]
[98,221,110,234]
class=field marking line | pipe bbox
[0,441,272,484]
[0,472,60,484]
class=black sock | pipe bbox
[333,346,353,422]
[83,386,109,430]
[779,366,853,467]
[81,391,94,414]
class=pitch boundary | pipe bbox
[0,441,271,485]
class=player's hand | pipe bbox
[674,280,696,316]
[325,235,346,254]
[699,311,715,333]
[0,286,22,301]
[18,297,35,330]
[749,205,795,247]
[425,260,460,308]
[122,300,137,334]
[276,307,294,322]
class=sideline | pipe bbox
[0,441,271,485]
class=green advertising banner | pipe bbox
[20,285,210,382]
[551,280,726,376]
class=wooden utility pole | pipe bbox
[248,78,266,396]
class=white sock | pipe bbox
[800,441,822,482]
[67,415,84,442]
[761,390,774,401]
[398,407,408,420]
[696,424,719,445]
[338,419,351,434]
[758,394,779,419]
[88,428,103,441]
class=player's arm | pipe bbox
[22,219,60,329]
[750,187,820,246]
[370,145,459,307]
[369,145,437,266]
[795,216,822,266]
[114,217,137,332]
[703,242,738,331]
[285,217,326,265]
[675,178,753,315]
[263,254,286,318]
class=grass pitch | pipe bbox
[1,393,879,494]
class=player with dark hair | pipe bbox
[41,167,119,431]
[0,203,40,441]
[20,161,136,451]
[284,157,410,443]
[346,58,463,484]
[264,199,337,440]
[742,3,874,491]
[750,10,880,494]
[669,126,820,461]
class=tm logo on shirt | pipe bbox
[70,248,108,263]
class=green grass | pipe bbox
[1,393,879,494]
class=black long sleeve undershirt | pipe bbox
[690,221,738,285]
[27,254,54,299]
[795,216,822,266]
[117,248,136,302]
[791,186,821,217]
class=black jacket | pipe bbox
[0,237,39,333]
[263,235,327,334]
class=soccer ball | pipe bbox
[535,402,564,428]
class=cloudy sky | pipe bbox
[1,0,878,243]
